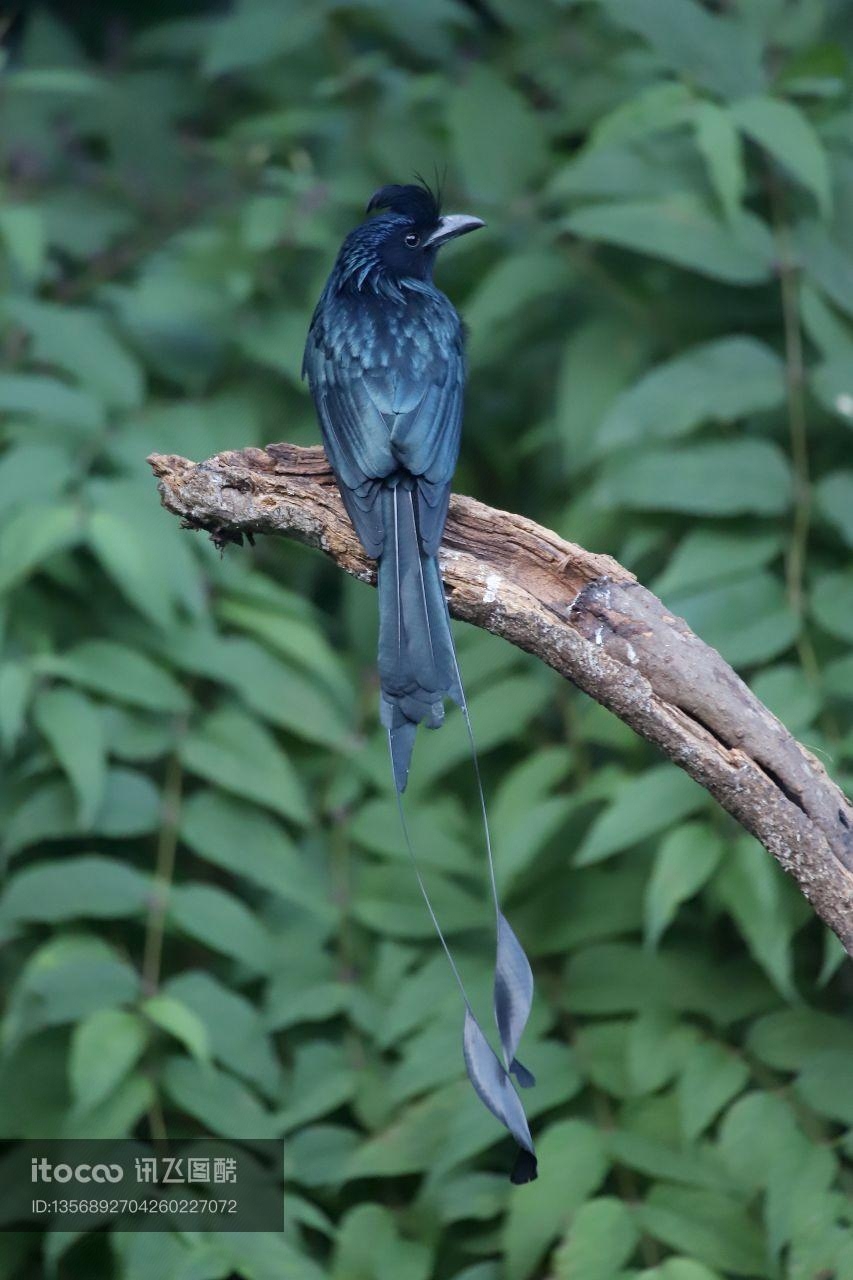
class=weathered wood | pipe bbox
[149,442,853,952]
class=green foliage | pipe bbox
[1,2,852,1278]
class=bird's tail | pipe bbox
[377,478,462,792]
[377,477,537,1182]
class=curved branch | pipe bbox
[148,443,853,952]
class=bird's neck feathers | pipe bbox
[331,218,439,304]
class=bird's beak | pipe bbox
[423,214,486,249]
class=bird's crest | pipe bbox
[366,178,441,226]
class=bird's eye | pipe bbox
[404,232,420,248]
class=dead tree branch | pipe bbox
[148,443,853,953]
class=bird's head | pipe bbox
[335,181,485,292]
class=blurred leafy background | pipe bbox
[1,0,853,1276]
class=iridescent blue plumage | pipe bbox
[303,183,537,1183]
[303,184,470,788]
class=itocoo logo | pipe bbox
[31,1158,123,1184]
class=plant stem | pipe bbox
[772,208,811,619]
[142,751,184,995]
[147,1092,169,1145]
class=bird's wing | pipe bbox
[304,313,464,558]
[386,350,464,556]
[303,335,396,557]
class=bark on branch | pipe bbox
[148,443,853,953]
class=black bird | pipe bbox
[303,181,537,1183]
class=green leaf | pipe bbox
[0,204,46,284]
[448,67,547,202]
[671,572,799,667]
[551,134,704,204]
[0,443,70,513]
[811,570,853,642]
[565,196,775,284]
[590,81,694,148]
[495,795,575,895]
[636,1185,772,1276]
[266,980,351,1035]
[3,770,161,857]
[749,665,820,734]
[824,653,853,702]
[277,1041,357,1134]
[576,765,707,866]
[213,1233,326,1280]
[554,1197,638,1280]
[691,102,746,221]
[714,837,798,998]
[795,221,853,323]
[653,529,783,599]
[180,706,309,825]
[593,440,793,516]
[717,1091,807,1191]
[3,936,140,1047]
[353,862,484,938]
[63,1072,154,1140]
[464,249,574,366]
[332,1204,432,1280]
[161,1056,273,1138]
[179,789,327,912]
[87,509,176,630]
[165,970,281,1096]
[168,883,275,973]
[3,298,143,410]
[815,471,853,547]
[0,855,152,924]
[598,337,784,450]
[645,823,724,946]
[606,1128,728,1192]
[503,1120,609,1280]
[556,317,649,465]
[648,1262,725,1280]
[0,504,82,594]
[518,862,646,957]
[111,1234,206,1280]
[0,373,103,430]
[422,1171,506,1228]
[6,67,106,95]
[101,705,174,763]
[349,794,473,876]
[566,944,774,1025]
[203,2,323,76]
[746,1009,853,1071]
[69,1008,148,1111]
[40,640,190,712]
[141,994,211,1063]
[795,1050,853,1125]
[603,0,765,100]
[731,95,832,217]
[677,1039,749,1140]
[0,1031,70,1138]
[33,686,106,826]
[216,593,352,704]
[0,660,34,753]
[800,283,853,360]
[627,1011,695,1095]
[199,635,351,748]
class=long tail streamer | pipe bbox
[448,633,537,1092]
[391,766,537,1184]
